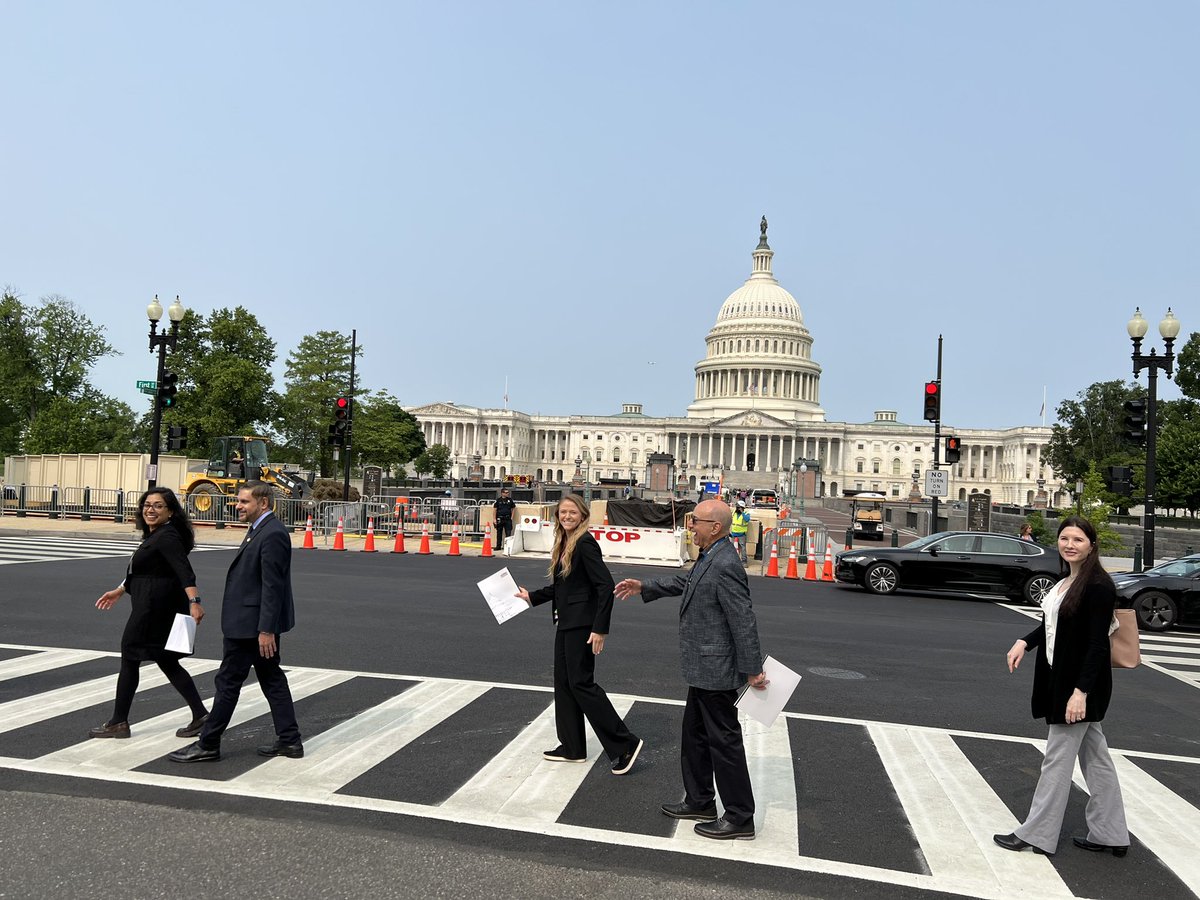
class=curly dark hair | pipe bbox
[134,486,195,552]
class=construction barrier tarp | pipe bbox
[604,498,696,529]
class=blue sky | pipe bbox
[2,2,1196,429]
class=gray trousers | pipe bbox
[1015,721,1129,852]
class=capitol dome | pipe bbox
[686,218,824,422]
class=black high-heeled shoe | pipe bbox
[1072,836,1129,857]
[993,833,1053,855]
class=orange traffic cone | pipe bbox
[765,540,780,577]
[448,521,461,556]
[392,512,407,554]
[603,514,608,526]
[362,517,378,552]
[417,520,432,555]
[302,515,315,550]
[821,538,835,581]
[332,516,346,551]
[803,529,818,580]
[481,522,494,558]
[784,544,800,579]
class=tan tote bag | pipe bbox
[1110,608,1141,668]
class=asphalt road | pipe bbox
[1,541,1198,900]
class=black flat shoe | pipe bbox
[257,741,304,758]
[695,816,755,841]
[611,738,643,775]
[660,801,718,822]
[993,832,1053,855]
[168,741,220,763]
[1073,836,1129,857]
[87,721,130,739]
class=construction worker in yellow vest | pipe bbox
[730,499,751,564]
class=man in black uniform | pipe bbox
[493,487,517,551]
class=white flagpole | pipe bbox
[503,376,509,410]
[1041,386,1047,426]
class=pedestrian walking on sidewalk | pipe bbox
[514,493,643,776]
[994,515,1129,858]
[90,487,208,740]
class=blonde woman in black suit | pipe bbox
[516,494,643,775]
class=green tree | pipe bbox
[161,307,277,456]
[23,391,139,454]
[0,289,39,453]
[1024,511,1052,544]
[412,451,432,477]
[1155,399,1200,515]
[426,443,451,478]
[1076,462,1125,554]
[1174,331,1200,400]
[273,331,360,477]
[33,296,117,404]
[354,393,426,477]
[1044,380,1144,488]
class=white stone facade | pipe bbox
[407,224,1060,507]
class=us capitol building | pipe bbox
[408,220,1060,507]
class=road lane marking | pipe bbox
[0,648,109,682]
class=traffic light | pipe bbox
[1103,465,1133,497]
[1123,398,1146,445]
[945,435,962,464]
[327,423,343,448]
[166,425,188,451]
[157,371,178,410]
[923,382,940,422]
[330,394,350,446]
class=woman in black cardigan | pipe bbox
[516,494,643,775]
[89,487,209,739]
[994,516,1129,857]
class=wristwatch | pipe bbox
[190,596,202,604]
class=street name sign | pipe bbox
[137,379,157,395]
[925,469,949,497]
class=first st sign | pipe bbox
[136,380,157,394]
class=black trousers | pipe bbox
[198,636,300,749]
[681,685,755,826]
[553,627,636,761]
[494,518,513,549]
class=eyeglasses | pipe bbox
[691,518,721,525]
[142,503,168,511]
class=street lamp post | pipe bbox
[798,461,808,515]
[146,294,186,489]
[1127,307,1181,568]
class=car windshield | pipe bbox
[1145,557,1200,577]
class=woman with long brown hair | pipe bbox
[90,487,209,739]
[994,515,1129,857]
[516,494,643,775]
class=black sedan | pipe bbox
[835,531,1061,604]
[1113,555,1200,632]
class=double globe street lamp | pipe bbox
[146,295,186,488]
[1126,306,1181,568]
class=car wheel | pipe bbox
[1133,590,1178,632]
[864,563,899,595]
[1023,574,1057,606]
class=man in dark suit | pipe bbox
[170,481,302,762]
[615,499,767,840]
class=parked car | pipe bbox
[1113,554,1200,632]
[835,531,1061,605]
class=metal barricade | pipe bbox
[757,524,830,576]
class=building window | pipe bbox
[595,449,603,462]
[872,461,880,474]
[891,484,901,497]
[613,449,621,463]
[892,458,902,475]
[857,443,865,451]
[856,460,864,473]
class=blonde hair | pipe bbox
[548,493,591,578]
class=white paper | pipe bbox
[165,613,197,655]
[735,655,801,727]
[477,567,529,625]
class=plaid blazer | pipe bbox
[641,537,763,691]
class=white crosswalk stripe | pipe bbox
[0,535,225,565]
[0,642,1197,900]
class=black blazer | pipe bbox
[528,532,615,633]
[1022,577,1115,725]
[221,513,296,639]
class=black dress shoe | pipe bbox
[542,746,586,763]
[660,801,718,822]
[88,721,130,739]
[695,816,755,840]
[168,742,220,763]
[993,832,1052,855]
[176,713,209,739]
[1073,836,1129,857]
[257,741,304,758]
[611,738,643,775]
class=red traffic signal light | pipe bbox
[945,435,961,464]
[923,382,940,422]
[334,395,349,420]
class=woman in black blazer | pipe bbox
[90,487,209,739]
[994,516,1129,857]
[516,494,643,775]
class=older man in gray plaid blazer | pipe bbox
[615,499,767,841]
